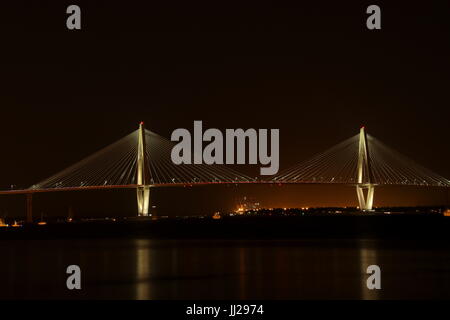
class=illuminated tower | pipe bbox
[356,126,375,210]
[137,122,151,216]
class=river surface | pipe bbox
[1,238,449,299]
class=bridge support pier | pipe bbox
[137,186,150,216]
[26,193,33,223]
[356,184,374,211]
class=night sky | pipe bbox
[0,1,448,217]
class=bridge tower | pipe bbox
[356,126,375,211]
[136,122,151,216]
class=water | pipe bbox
[1,238,449,299]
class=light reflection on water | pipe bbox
[0,238,449,299]
[136,241,151,300]
[358,239,380,300]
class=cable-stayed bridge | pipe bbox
[273,127,449,211]
[1,123,448,222]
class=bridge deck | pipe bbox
[0,181,445,195]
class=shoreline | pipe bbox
[1,214,449,241]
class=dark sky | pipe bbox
[0,1,448,217]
